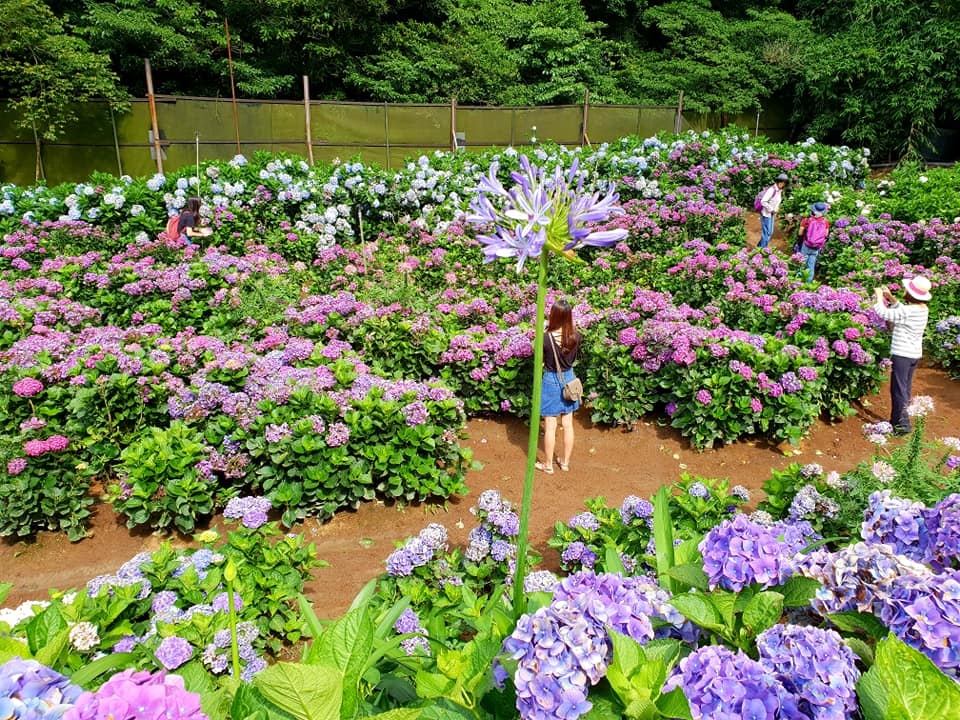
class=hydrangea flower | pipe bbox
[223,495,271,529]
[861,490,927,561]
[620,495,654,524]
[393,608,430,656]
[68,621,100,652]
[502,571,655,720]
[756,624,860,720]
[12,377,43,397]
[63,668,207,720]
[0,657,82,718]
[699,514,801,591]
[663,645,795,720]
[155,635,193,670]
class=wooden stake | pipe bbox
[110,105,124,176]
[581,88,590,147]
[451,96,457,152]
[303,75,315,165]
[225,19,241,154]
[145,59,164,174]
[674,91,684,134]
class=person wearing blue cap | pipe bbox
[796,201,830,283]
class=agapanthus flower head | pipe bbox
[63,668,207,720]
[466,155,627,272]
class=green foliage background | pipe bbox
[0,0,958,157]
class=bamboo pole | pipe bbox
[674,91,684,134]
[145,59,164,174]
[383,102,390,169]
[451,96,457,152]
[303,76,315,165]
[225,19,241,154]
[109,106,124,176]
[580,88,590,147]
[31,125,44,182]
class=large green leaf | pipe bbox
[742,591,783,635]
[653,486,676,594]
[254,662,343,720]
[858,635,960,720]
[669,593,723,632]
[0,636,30,663]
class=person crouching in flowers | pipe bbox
[536,299,581,474]
[873,276,932,435]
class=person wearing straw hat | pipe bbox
[872,276,932,435]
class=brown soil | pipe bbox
[2,368,958,620]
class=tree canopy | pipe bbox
[1,0,958,158]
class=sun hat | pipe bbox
[775,173,789,183]
[811,201,827,216]
[902,276,932,302]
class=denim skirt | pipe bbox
[541,368,580,417]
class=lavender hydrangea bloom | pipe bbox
[880,570,960,675]
[923,494,960,571]
[523,570,560,593]
[796,542,933,616]
[502,570,668,720]
[155,635,193,670]
[568,512,600,532]
[393,608,430,656]
[663,645,795,720]
[561,541,597,569]
[861,490,928,561]
[756,624,860,720]
[699,514,800,591]
[619,495,654,524]
[0,657,82,719]
[223,495,272,529]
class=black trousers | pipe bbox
[890,354,919,430]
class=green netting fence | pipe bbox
[0,96,791,185]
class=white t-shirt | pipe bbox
[872,299,929,359]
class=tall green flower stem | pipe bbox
[466,155,629,614]
[512,252,549,615]
[224,559,242,681]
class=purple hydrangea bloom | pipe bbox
[861,490,928,561]
[620,495,654,524]
[154,635,193,670]
[699,514,800,591]
[663,645,795,720]
[393,608,430,656]
[568,512,600,532]
[0,657,83,718]
[503,571,656,720]
[879,570,960,674]
[757,624,860,720]
[223,495,272,529]
[924,494,960,571]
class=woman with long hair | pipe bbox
[536,298,581,473]
[176,197,212,246]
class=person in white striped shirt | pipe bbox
[873,276,932,435]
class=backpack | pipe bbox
[802,216,828,249]
[163,213,181,240]
[753,185,772,212]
